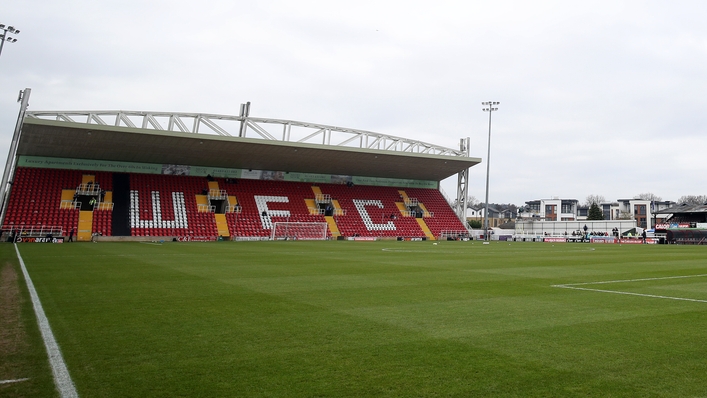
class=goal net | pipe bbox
[270,222,328,240]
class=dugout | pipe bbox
[665,229,707,245]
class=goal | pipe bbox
[270,222,328,240]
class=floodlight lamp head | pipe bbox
[0,24,5,30]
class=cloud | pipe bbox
[2,0,707,205]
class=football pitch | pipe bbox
[3,241,707,397]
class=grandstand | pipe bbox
[654,203,707,245]
[0,101,481,242]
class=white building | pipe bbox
[521,198,579,221]
[615,199,674,230]
[525,197,674,230]
[466,205,505,228]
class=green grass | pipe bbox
[9,241,707,396]
[0,245,58,397]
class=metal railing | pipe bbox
[309,207,346,216]
[315,194,332,204]
[208,188,227,200]
[2,224,64,238]
[226,204,242,213]
[197,204,216,213]
[76,183,103,196]
[60,200,81,210]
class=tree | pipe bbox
[635,193,662,201]
[676,195,707,205]
[617,211,633,220]
[584,195,606,207]
[466,196,480,207]
[468,220,482,229]
[451,195,480,208]
[587,202,604,220]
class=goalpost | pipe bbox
[270,222,328,240]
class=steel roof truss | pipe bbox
[25,110,469,158]
[245,120,276,140]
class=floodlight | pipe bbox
[0,23,20,60]
[481,101,500,241]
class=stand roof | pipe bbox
[19,111,480,182]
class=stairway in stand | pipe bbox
[311,186,340,238]
[214,213,229,237]
[77,211,93,241]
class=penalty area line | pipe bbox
[558,273,707,287]
[552,274,707,304]
[14,244,78,398]
[552,284,707,303]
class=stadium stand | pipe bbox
[3,167,474,241]
[1,109,482,242]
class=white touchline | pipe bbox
[15,244,79,398]
[552,274,707,304]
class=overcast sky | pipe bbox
[2,1,706,206]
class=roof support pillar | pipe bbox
[0,88,31,227]
[238,101,250,137]
[455,137,470,227]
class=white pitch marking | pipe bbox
[0,378,30,385]
[556,273,707,287]
[15,245,79,398]
[553,285,707,303]
[552,274,707,304]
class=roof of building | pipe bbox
[497,221,515,229]
[654,203,707,214]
